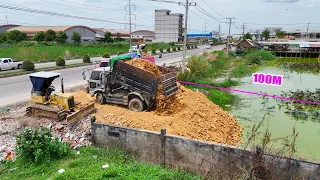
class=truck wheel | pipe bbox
[95,93,105,105]
[128,98,144,112]
[17,64,22,69]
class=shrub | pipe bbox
[56,56,65,66]
[173,47,177,51]
[22,60,35,71]
[195,45,198,48]
[160,48,163,53]
[166,47,171,52]
[15,127,70,163]
[187,46,191,49]
[151,49,156,55]
[169,42,175,46]
[83,54,90,63]
[118,52,124,56]
[245,50,276,65]
[103,53,111,58]
[178,47,181,51]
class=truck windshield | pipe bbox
[100,62,109,67]
[90,71,101,80]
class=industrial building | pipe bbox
[93,28,130,40]
[130,30,155,42]
[0,24,20,34]
[6,25,96,42]
[154,9,184,43]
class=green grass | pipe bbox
[0,63,89,76]
[277,57,319,63]
[0,146,202,180]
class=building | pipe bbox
[264,27,282,38]
[130,30,155,42]
[6,25,96,41]
[154,9,184,43]
[237,39,262,52]
[187,32,212,38]
[0,24,20,34]
[286,29,320,40]
[93,28,130,40]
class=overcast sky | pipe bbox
[0,0,319,34]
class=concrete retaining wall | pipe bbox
[91,121,320,179]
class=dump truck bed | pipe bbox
[112,61,178,99]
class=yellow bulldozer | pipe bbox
[26,71,95,124]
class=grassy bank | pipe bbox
[0,146,201,179]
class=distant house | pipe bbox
[131,30,155,42]
[237,39,262,52]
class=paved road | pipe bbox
[0,45,224,107]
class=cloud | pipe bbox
[263,0,299,3]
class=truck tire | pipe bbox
[17,64,22,69]
[128,98,144,112]
[96,93,106,105]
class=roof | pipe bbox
[261,41,320,45]
[131,30,155,35]
[237,39,261,47]
[28,72,60,78]
[7,25,96,33]
[0,24,20,28]
[93,28,130,35]
[93,67,111,72]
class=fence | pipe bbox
[91,119,320,179]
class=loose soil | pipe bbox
[73,85,243,146]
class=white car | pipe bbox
[129,46,138,52]
[206,45,211,49]
[0,58,23,71]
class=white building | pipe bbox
[154,9,184,43]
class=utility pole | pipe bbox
[149,0,196,73]
[305,23,310,41]
[218,24,221,41]
[125,0,136,48]
[226,17,235,59]
[241,23,246,39]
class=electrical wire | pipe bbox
[201,0,225,18]
[189,8,215,24]
[194,5,225,23]
[58,0,123,11]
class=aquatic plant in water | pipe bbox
[278,89,320,122]
[280,62,320,74]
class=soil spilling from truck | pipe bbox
[74,88,243,146]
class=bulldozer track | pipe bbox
[26,104,67,121]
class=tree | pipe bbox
[45,29,56,41]
[7,30,27,42]
[71,32,81,43]
[262,29,270,40]
[104,31,112,43]
[276,31,286,38]
[0,33,7,43]
[243,32,253,40]
[22,60,35,71]
[55,31,68,44]
[56,56,65,66]
[34,31,46,42]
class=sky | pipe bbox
[0,0,319,34]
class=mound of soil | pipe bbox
[73,85,243,146]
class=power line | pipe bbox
[58,0,123,11]
[194,5,225,23]
[201,0,225,18]
[189,8,215,24]
[39,0,123,12]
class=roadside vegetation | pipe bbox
[0,128,201,179]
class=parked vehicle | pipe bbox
[82,58,178,112]
[98,58,110,68]
[206,44,211,49]
[0,58,23,71]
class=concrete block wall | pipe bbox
[91,121,320,179]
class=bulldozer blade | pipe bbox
[66,103,95,124]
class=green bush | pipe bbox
[160,48,163,53]
[166,47,171,52]
[103,53,111,58]
[118,52,124,56]
[169,42,175,46]
[83,54,90,63]
[195,45,198,48]
[173,47,176,51]
[151,49,156,55]
[15,127,70,163]
[56,56,65,66]
[178,47,181,51]
[22,60,35,71]
[245,50,276,65]
[187,46,191,49]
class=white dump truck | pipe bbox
[0,58,23,71]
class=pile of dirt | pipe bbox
[126,58,163,76]
[73,86,243,146]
